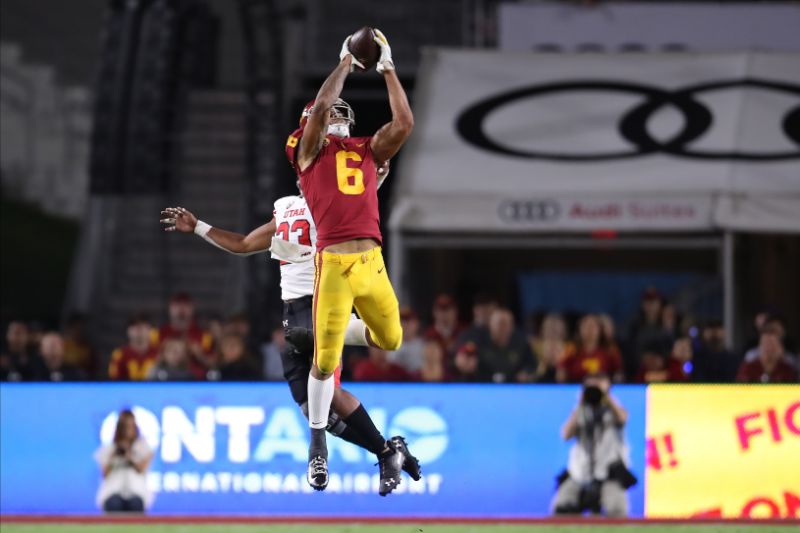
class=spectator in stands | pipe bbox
[626,287,671,378]
[598,314,623,355]
[216,334,260,381]
[635,339,688,383]
[224,312,259,357]
[741,317,796,368]
[693,319,739,382]
[417,338,447,382]
[353,346,411,382]
[743,308,774,352]
[155,292,214,379]
[389,306,425,373]
[1,321,47,381]
[147,338,195,381]
[558,314,624,384]
[260,326,286,381]
[456,293,498,347]
[108,315,158,381]
[204,313,225,354]
[736,329,798,383]
[62,312,96,378]
[660,302,680,341]
[530,313,568,384]
[450,341,484,382]
[424,294,465,355]
[94,409,153,513]
[552,373,635,518]
[39,332,87,381]
[477,307,535,383]
[670,337,694,380]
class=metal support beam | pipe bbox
[723,231,735,349]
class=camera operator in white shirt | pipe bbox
[552,373,636,517]
[94,409,154,512]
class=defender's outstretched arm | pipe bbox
[161,206,275,256]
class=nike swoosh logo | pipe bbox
[378,267,384,274]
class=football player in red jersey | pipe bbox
[284,29,413,494]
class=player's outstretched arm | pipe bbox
[370,29,413,163]
[160,206,275,255]
[297,53,354,171]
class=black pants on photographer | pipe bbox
[103,494,144,513]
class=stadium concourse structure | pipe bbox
[389,50,800,347]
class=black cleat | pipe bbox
[377,440,405,496]
[391,435,422,481]
[285,327,314,355]
[307,455,328,491]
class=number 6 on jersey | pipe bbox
[335,150,365,195]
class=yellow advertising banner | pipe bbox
[646,385,800,518]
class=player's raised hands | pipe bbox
[373,29,394,73]
[339,35,365,72]
[160,207,197,233]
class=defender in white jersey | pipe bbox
[159,168,421,489]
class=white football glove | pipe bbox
[373,29,394,73]
[339,35,365,73]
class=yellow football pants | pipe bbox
[312,247,402,374]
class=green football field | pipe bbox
[0,524,795,533]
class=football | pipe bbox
[347,26,380,71]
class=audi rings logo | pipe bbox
[499,199,560,223]
[456,80,800,161]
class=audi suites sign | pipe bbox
[390,51,800,234]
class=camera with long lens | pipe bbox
[581,384,604,406]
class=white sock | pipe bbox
[344,318,369,346]
[307,373,334,429]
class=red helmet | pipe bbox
[298,98,355,128]
[299,99,316,128]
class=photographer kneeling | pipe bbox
[94,409,153,513]
[552,373,636,517]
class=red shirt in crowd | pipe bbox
[424,324,466,355]
[558,343,623,383]
[353,359,411,382]
[635,356,689,383]
[153,323,214,379]
[736,359,798,383]
[108,345,158,381]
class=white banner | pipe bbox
[393,194,713,233]
[499,3,800,53]
[391,51,800,233]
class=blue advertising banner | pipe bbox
[0,383,645,516]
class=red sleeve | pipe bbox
[736,361,752,383]
[607,347,623,375]
[285,127,305,173]
[779,362,799,383]
[667,359,688,382]
[557,346,576,370]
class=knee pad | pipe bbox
[316,350,340,374]
[374,330,402,351]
